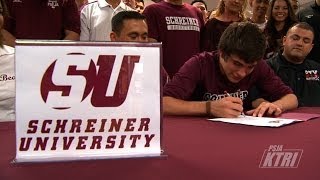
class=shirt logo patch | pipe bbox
[305,15,313,19]
[48,0,59,9]
[305,70,319,81]
[203,90,248,101]
[0,74,15,82]
[165,16,200,32]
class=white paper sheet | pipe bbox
[208,115,302,127]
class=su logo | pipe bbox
[40,53,140,109]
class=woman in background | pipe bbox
[202,0,247,51]
[0,0,15,121]
[264,0,297,59]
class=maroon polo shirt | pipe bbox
[4,0,80,39]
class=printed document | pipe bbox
[208,112,320,127]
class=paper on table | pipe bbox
[208,115,302,127]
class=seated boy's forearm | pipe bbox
[163,96,207,116]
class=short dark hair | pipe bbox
[136,0,144,4]
[218,22,266,63]
[112,11,146,35]
[191,0,207,10]
[287,22,315,37]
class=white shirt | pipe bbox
[0,45,15,121]
[80,0,132,41]
[255,21,267,30]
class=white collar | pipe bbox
[98,0,127,9]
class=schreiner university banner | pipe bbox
[15,41,162,162]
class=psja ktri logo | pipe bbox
[40,53,140,110]
[259,145,303,168]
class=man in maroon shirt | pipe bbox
[164,22,298,118]
[143,0,204,78]
[2,0,80,47]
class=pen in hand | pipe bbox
[224,90,231,97]
[224,90,245,117]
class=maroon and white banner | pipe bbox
[15,41,162,162]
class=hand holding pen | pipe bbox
[206,91,243,118]
[224,90,245,117]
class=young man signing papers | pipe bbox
[163,22,298,118]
